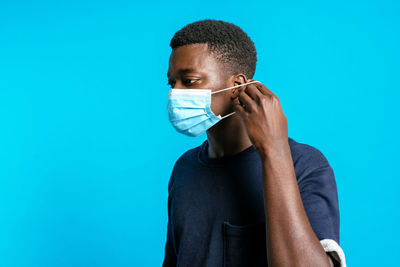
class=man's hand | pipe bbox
[232,82,289,156]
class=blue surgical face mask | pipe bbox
[167,80,261,137]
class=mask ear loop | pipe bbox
[213,80,261,119]
[220,111,236,119]
[211,80,261,95]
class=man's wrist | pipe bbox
[257,139,290,160]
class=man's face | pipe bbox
[167,43,232,117]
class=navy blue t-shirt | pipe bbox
[162,137,340,267]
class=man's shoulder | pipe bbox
[174,141,204,166]
[288,137,331,171]
[167,141,205,192]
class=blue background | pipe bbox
[0,0,398,266]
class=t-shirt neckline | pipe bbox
[198,140,256,167]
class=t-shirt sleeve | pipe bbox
[162,176,177,267]
[162,216,177,267]
[296,147,346,266]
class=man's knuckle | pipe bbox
[271,95,280,103]
[260,97,268,105]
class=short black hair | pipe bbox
[170,19,257,79]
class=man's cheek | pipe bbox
[211,97,229,116]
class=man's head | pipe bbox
[167,19,257,118]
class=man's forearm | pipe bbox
[260,142,334,267]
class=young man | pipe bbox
[163,19,346,267]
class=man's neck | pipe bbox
[206,114,253,158]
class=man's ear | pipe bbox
[230,74,249,98]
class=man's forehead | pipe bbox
[168,44,217,77]
[170,46,208,65]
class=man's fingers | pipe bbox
[238,90,255,112]
[232,82,275,114]
[243,84,263,103]
[232,100,246,116]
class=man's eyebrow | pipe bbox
[167,68,197,78]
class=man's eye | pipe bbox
[183,79,197,86]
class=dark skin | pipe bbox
[167,43,335,267]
